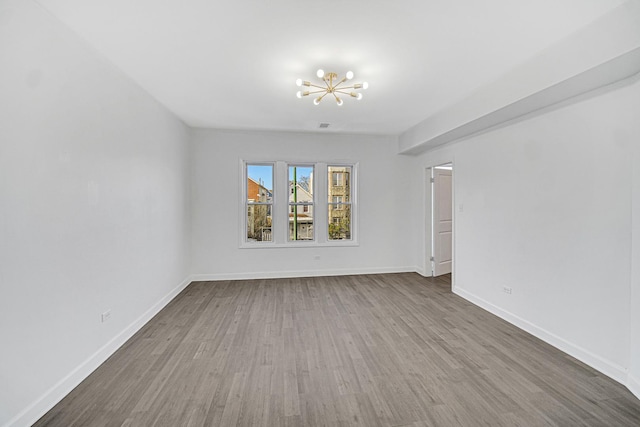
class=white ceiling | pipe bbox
[36,0,625,135]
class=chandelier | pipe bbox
[296,69,368,106]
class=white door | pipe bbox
[433,168,452,276]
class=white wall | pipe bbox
[630,132,640,397]
[0,1,191,426]
[190,129,418,279]
[415,75,640,394]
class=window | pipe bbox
[328,166,352,240]
[332,196,344,209]
[246,164,273,242]
[332,172,344,187]
[242,161,356,247]
[289,165,314,241]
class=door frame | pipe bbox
[424,161,456,288]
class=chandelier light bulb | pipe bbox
[295,78,302,87]
[336,97,343,106]
[346,71,354,80]
[362,82,369,89]
[356,93,363,100]
[316,69,325,78]
[296,91,302,98]
[313,97,321,105]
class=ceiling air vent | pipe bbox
[319,123,330,129]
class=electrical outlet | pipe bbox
[101,310,112,323]
[503,286,512,295]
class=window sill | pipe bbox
[240,240,359,249]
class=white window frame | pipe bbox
[327,164,354,241]
[240,160,358,248]
[243,162,275,245]
[287,163,315,243]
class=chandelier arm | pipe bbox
[308,83,327,90]
[335,84,358,90]
[334,89,355,95]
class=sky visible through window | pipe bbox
[247,165,273,190]
[289,166,312,192]
[247,164,313,192]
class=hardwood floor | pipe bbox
[35,273,640,426]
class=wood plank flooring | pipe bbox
[34,273,640,426]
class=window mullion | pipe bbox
[316,163,327,244]
[274,161,288,244]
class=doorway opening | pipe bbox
[427,163,453,280]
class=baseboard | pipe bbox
[453,287,628,386]
[6,275,193,427]
[191,266,417,282]
[413,266,428,277]
[629,373,640,400]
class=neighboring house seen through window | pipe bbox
[246,163,274,243]
[328,166,352,240]
[289,165,314,241]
